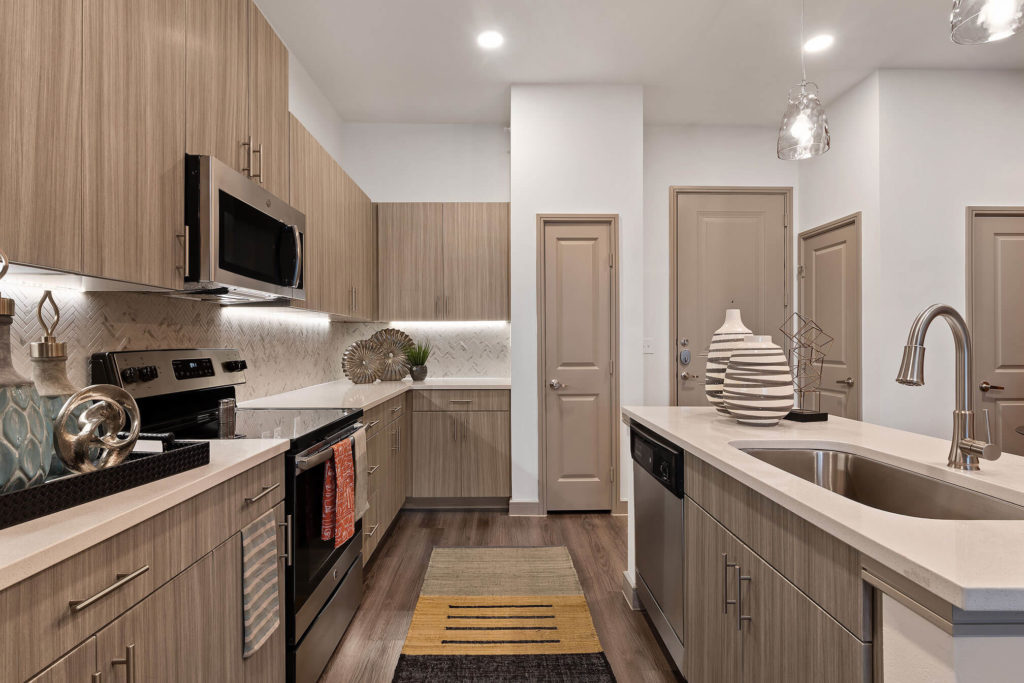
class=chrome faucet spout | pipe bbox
[895,304,999,470]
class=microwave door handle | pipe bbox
[291,225,303,288]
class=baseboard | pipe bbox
[622,570,641,610]
[508,499,546,516]
[403,497,509,510]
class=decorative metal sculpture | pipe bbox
[778,312,834,421]
[370,328,414,381]
[342,339,386,384]
[54,385,141,473]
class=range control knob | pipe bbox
[138,365,159,382]
[223,360,248,373]
[120,367,139,384]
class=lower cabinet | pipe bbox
[27,638,97,683]
[364,403,409,563]
[683,498,869,683]
[411,410,510,498]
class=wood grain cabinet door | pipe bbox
[411,411,461,497]
[184,0,249,173]
[0,0,83,273]
[83,0,186,290]
[442,203,510,321]
[27,637,97,683]
[461,411,511,497]
[248,1,289,200]
[738,540,868,683]
[683,498,742,683]
[378,203,444,321]
[95,541,241,682]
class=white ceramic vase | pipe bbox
[705,309,753,415]
[723,335,795,427]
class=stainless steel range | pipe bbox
[91,348,365,683]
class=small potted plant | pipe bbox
[406,342,431,382]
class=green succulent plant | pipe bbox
[405,342,432,366]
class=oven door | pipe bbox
[290,427,364,638]
[186,154,306,300]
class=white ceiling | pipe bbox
[257,0,1024,125]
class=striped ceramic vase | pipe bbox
[705,309,753,415]
[723,335,795,427]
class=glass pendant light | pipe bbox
[777,0,831,160]
[951,0,1024,44]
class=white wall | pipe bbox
[798,69,1024,439]
[509,84,645,515]
[643,125,799,406]
[288,57,346,165]
[338,123,509,202]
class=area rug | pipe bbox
[392,546,616,682]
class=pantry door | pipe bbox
[671,188,792,406]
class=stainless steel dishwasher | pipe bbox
[631,421,685,672]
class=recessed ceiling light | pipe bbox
[803,33,835,52]
[477,30,504,49]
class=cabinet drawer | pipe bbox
[684,454,867,639]
[364,402,387,439]
[382,394,405,424]
[0,521,157,682]
[412,389,510,412]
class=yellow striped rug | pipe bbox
[392,547,616,682]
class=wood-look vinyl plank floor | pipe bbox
[318,511,680,683]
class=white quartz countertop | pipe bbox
[239,377,511,411]
[0,438,289,592]
[622,406,1024,612]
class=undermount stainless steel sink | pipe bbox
[739,447,1024,521]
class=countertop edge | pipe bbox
[0,438,290,592]
[238,378,512,411]
[622,407,1023,613]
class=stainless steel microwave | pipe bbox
[183,154,305,303]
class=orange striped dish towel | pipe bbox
[320,438,356,547]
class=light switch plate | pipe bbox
[642,338,654,355]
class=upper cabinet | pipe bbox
[186,0,289,200]
[247,3,290,200]
[289,115,377,320]
[83,0,186,290]
[0,0,83,273]
[378,202,510,321]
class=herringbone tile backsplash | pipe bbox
[6,287,511,402]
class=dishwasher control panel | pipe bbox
[630,421,685,497]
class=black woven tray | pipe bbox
[0,441,210,530]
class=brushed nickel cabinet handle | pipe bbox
[368,465,380,474]
[69,565,150,612]
[351,288,356,312]
[365,523,380,538]
[279,514,293,566]
[980,381,1005,392]
[435,296,441,318]
[111,643,136,683]
[242,136,252,176]
[92,672,102,683]
[391,406,401,413]
[449,399,473,404]
[451,415,457,442]
[722,553,738,613]
[245,482,280,504]
[253,143,264,183]
[176,225,190,278]
[736,569,752,630]
[445,295,450,319]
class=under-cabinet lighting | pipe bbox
[389,321,509,329]
[221,306,331,327]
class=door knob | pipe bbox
[549,379,564,390]
[980,381,1005,392]
[836,377,855,387]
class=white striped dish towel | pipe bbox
[241,510,281,658]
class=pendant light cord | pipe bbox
[800,0,807,84]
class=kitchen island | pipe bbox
[623,406,1024,683]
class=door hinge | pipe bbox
[798,264,806,279]
[610,465,615,483]
[610,360,614,375]
[609,253,614,269]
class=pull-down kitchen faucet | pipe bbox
[896,304,999,471]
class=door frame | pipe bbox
[668,186,794,405]
[798,212,862,419]
[965,206,1024,413]
[536,214,624,515]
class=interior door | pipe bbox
[674,191,788,406]
[799,214,862,419]
[541,218,615,511]
[969,208,1024,456]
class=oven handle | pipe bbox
[295,423,364,471]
